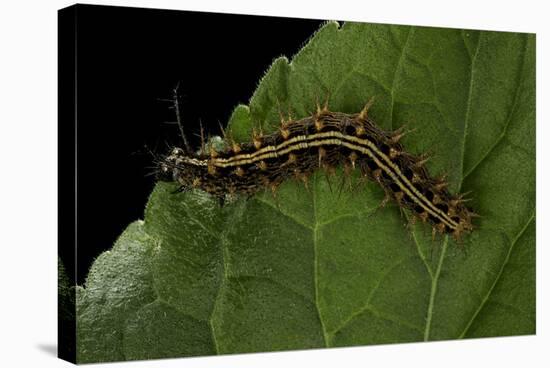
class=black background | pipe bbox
[64,4,324,284]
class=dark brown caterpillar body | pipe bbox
[158,103,476,240]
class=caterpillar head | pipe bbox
[157,147,206,185]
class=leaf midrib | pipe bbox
[423,236,449,341]
[421,28,481,342]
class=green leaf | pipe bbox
[58,258,76,360]
[77,22,535,362]
[76,222,158,363]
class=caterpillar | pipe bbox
[157,100,477,241]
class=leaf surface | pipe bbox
[77,22,535,362]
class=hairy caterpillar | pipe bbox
[157,99,477,241]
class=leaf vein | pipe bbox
[462,35,530,181]
[331,303,423,338]
[458,212,535,338]
[329,256,418,335]
[423,236,449,341]
[389,26,413,129]
[209,201,247,355]
[254,196,314,231]
[458,33,482,190]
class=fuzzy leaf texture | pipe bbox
[76,22,535,363]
